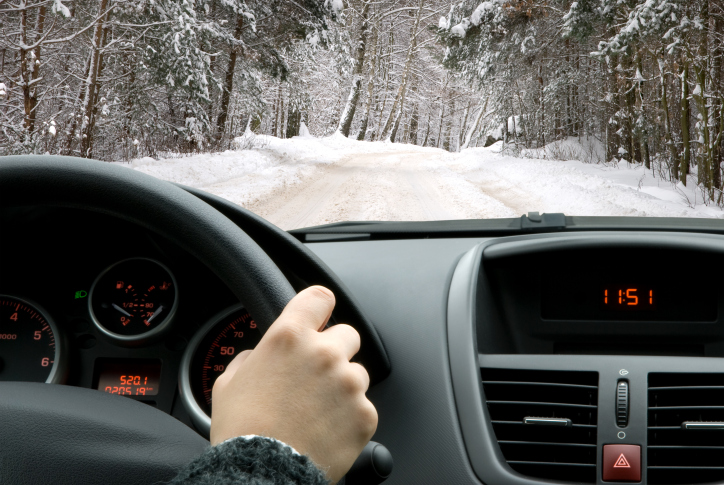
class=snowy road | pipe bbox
[243,151,524,230]
[131,134,724,230]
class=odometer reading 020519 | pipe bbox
[190,307,261,415]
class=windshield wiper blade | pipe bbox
[290,213,724,242]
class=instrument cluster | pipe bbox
[0,206,264,436]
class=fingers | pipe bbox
[276,286,335,332]
[322,324,361,361]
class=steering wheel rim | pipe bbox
[0,154,298,484]
[0,155,297,331]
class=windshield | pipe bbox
[1,0,723,229]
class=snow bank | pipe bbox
[457,142,724,219]
[128,134,724,223]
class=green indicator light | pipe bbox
[75,290,88,299]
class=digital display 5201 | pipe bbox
[94,359,161,396]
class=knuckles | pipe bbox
[267,322,305,349]
[357,399,379,438]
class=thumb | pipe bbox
[275,286,336,332]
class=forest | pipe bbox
[1,0,723,205]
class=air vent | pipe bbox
[648,373,724,484]
[481,368,598,483]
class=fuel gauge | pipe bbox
[89,258,178,343]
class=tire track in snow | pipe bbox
[243,150,521,230]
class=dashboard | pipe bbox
[2,200,724,485]
[0,206,255,432]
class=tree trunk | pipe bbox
[379,0,422,141]
[21,4,46,136]
[79,0,110,158]
[659,55,679,180]
[462,96,489,150]
[408,104,418,145]
[421,112,431,147]
[338,1,370,137]
[680,63,691,185]
[357,21,378,141]
[712,16,723,192]
[216,14,244,141]
[286,109,301,138]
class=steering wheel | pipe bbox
[0,155,298,485]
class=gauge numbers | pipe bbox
[179,305,261,434]
[0,295,64,383]
[89,258,177,343]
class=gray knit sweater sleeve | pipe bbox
[168,436,331,485]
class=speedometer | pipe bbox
[0,295,65,383]
[179,305,261,434]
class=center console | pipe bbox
[447,232,724,485]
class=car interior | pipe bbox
[1,156,723,485]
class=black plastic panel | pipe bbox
[448,233,724,485]
[648,373,724,484]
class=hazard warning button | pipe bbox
[603,444,641,482]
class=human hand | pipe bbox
[210,286,378,483]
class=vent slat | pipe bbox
[488,400,597,409]
[498,440,596,448]
[491,420,596,429]
[648,372,724,485]
[649,386,724,391]
[483,368,598,484]
[649,445,724,450]
[648,406,724,410]
[507,461,596,467]
[483,381,598,390]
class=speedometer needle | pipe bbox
[147,305,164,323]
[112,303,131,317]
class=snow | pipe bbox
[0,83,6,97]
[299,122,312,138]
[51,0,71,18]
[450,23,467,38]
[126,135,724,230]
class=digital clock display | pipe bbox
[94,359,161,396]
[541,274,718,322]
[603,286,656,310]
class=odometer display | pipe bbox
[0,295,64,383]
[184,305,261,422]
[94,358,161,396]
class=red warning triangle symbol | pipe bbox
[613,453,631,468]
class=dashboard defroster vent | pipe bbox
[648,373,724,484]
[481,368,598,484]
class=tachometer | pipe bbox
[179,305,261,434]
[0,295,65,383]
[89,258,177,343]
